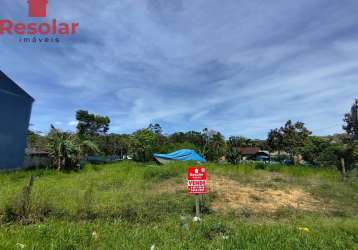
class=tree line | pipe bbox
[27,101,358,174]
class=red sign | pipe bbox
[28,0,48,17]
[187,167,208,194]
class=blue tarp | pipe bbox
[153,149,207,163]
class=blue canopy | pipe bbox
[153,149,207,163]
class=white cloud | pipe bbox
[2,0,358,137]
[68,121,77,126]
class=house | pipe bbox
[24,148,50,169]
[238,147,270,161]
[0,71,34,170]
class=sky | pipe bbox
[1,0,358,139]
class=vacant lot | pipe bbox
[0,162,357,249]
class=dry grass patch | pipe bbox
[208,176,323,214]
[151,174,331,215]
[154,176,186,194]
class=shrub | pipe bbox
[255,162,266,170]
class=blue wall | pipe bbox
[0,86,33,170]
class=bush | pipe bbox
[255,162,266,170]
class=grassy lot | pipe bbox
[0,161,357,249]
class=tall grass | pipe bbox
[0,161,357,249]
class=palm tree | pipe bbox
[47,125,100,170]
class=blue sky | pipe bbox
[1,0,358,139]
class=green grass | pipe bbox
[0,161,357,249]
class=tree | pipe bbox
[130,129,157,162]
[76,110,110,138]
[95,134,130,157]
[353,100,358,140]
[267,120,311,162]
[47,125,100,170]
[226,147,240,164]
[169,131,206,152]
[169,132,187,144]
[340,100,358,180]
[148,123,162,135]
[203,130,225,162]
[227,136,254,148]
[343,113,354,136]
[267,129,284,154]
[301,136,341,167]
[27,130,48,150]
[281,120,311,160]
[343,99,358,140]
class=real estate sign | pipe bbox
[187,167,208,194]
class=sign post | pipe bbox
[187,167,208,220]
[195,195,200,218]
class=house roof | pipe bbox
[0,71,34,102]
[238,147,261,155]
[25,148,49,156]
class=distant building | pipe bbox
[24,148,50,169]
[0,71,34,170]
[238,147,270,161]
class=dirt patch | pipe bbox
[153,175,325,214]
[208,176,321,213]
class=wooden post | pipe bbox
[341,158,347,182]
[195,194,200,218]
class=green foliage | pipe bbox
[0,218,357,249]
[143,167,178,181]
[301,136,341,167]
[267,128,284,153]
[27,130,48,150]
[169,131,206,151]
[0,162,357,249]
[267,120,311,160]
[47,126,100,170]
[226,147,240,164]
[281,120,311,158]
[148,123,162,135]
[255,162,266,170]
[94,134,130,157]
[130,129,157,162]
[76,110,110,137]
[203,130,226,162]
[76,184,95,220]
[342,99,358,138]
[227,136,256,148]
[3,176,35,223]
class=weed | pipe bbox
[143,167,178,181]
[0,161,357,249]
[2,176,35,223]
[76,184,96,220]
[202,222,231,240]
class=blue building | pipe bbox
[0,71,34,170]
